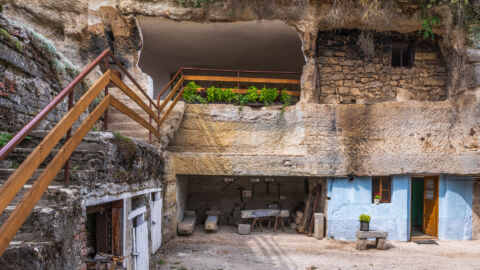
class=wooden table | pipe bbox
[241,209,288,232]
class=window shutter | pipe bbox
[381,177,391,203]
[372,177,380,203]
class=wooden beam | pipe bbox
[183,75,300,85]
[158,87,184,127]
[194,87,301,96]
[110,96,162,140]
[158,76,184,113]
[0,95,111,256]
[0,71,111,217]
[110,72,162,126]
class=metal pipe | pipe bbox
[0,48,111,162]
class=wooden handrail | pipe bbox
[194,87,301,96]
[0,49,159,163]
[0,56,167,256]
[182,75,300,84]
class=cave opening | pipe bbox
[137,18,305,98]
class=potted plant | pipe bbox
[359,214,370,231]
[374,193,381,205]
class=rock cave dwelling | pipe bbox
[0,0,479,269]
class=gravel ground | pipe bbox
[153,226,480,270]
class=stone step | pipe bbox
[0,185,77,242]
[0,168,99,186]
[0,240,61,270]
[0,147,105,171]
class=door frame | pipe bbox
[409,175,439,240]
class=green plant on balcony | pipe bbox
[280,89,292,112]
[206,86,221,102]
[182,81,202,103]
[259,87,279,106]
[244,86,259,103]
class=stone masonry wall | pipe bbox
[318,30,448,104]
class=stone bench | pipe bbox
[205,215,219,232]
[355,230,388,250]
[177,211,196,235]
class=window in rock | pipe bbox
[86,200,123,257]
[391,42,415,68]
[372,176,392,203]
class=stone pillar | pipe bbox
[297,21,320,104]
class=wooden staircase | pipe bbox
[0,49,186,256]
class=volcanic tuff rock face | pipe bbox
[1,0,479,103]
[168,100,480,177]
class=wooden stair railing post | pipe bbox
[64,89,74,187]
[104,56,110,131]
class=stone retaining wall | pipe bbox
[318,30,447,104]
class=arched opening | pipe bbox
[137,18,305,98]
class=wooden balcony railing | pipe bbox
[156,68,301,119]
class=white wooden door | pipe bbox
[134,215,149,270]
[150,192,162,254]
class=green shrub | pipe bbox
[259,87,279,106]
[222,88,238,103]
[182,81,201,103]
[206,86,222,102]
[280,89,293,112]
[244,86,259,103]
[359,214,371,223]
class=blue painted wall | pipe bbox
[327,174,474,241]
[438,175,474,240]
[327,175,410,241]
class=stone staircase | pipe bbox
[0,132,90,270]
[108,87,151,141]
[107,87,186,149]
[0,86,186,269]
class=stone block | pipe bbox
[205,215,219,232]
[376,237,387,250]
[356,238,367,250]
[178,214,196,235]
[313,213,324,239]
[238,224,251,235]
[356,230,388,239]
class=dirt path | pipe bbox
[153,226,480,270]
